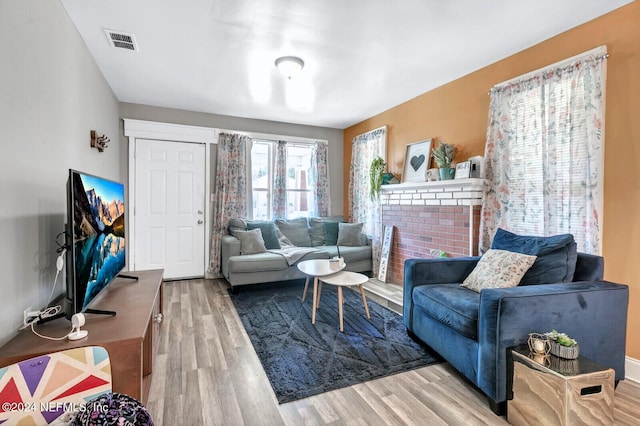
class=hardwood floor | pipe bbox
[146,279,640,425]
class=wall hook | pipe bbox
[90,130,110,152]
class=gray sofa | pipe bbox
[221,217,373,289]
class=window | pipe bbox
[480,47,606,254]
[249,140,314,220]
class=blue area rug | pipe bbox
[230,280,441,403]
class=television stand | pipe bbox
[0,269,164,404]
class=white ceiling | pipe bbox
[60,0,632,129]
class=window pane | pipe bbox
[251,142,270,190]
[286,190,312,218]
[252,190,269,221]
[286,145,312,190]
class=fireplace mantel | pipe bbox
[380,178,485,206]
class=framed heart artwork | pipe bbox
[402,139,433,183]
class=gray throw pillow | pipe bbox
[232,228,267,255]
[275,217,312,247]
[337,222,364,246]
[247,221,281,250]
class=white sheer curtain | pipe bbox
[480,46,607,254]
[349,126,387,274]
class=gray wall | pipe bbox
[119,103,345,214]
[0,1,121,346]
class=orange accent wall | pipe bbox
[344,2,640,359]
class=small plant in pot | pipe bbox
[369,156,386,200]
[545,329,579,359]
[431,142,456,180]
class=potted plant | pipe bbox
[431,142,456,180]
[545,329,579,359]
[369,156,386,200]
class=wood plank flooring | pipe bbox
[146,279,640,425]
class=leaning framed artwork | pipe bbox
[402,139,433,183]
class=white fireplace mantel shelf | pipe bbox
[380,178,485,207]
[381,178,485,193]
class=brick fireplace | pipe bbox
[380,179,484,285]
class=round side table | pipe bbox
[297,259,345,324]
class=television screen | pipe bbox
[68,170,126,313]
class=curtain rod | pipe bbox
[487,45,609,95]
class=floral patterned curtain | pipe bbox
[272,140,287,219]
[209,132,249,276]
[310,140,330,217]
[349,127,386,274]
[480,46,606,254]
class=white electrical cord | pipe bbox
[46,248,66,306]
[21,247,70,340]
[29,306,73,340]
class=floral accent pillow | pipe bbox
[462,249,537,292]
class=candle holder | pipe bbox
[528,332,551,355]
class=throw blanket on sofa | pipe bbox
[268,246,324,266]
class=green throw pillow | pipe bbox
[323,221,340,245]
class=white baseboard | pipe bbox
[626,356,640,383]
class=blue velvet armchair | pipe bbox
[403,251,629,412]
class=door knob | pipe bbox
[198,219,203,224]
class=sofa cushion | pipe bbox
[309,216,345,246]
[412,284,480,339]
[275,217,312,247]
[337,222,364,246]
[462,249,536,292]
[228,218,248,233]
[228,252,289,273]
[491,228,578,285]
[232,228,267,255]
[247,221,281,249]
[323,245,372,263]
[324,221,340,245]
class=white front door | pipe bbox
[134,139,206,279]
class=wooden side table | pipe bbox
[297,259,345,324]
[317,271,370,332]
[509,345,614,426]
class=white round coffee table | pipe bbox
[317,271,370,332]
[297,259,345,324]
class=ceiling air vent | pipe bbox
[104,29,138,51]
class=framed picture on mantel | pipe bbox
[402,139,432,183]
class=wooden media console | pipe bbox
[0,269,164,403]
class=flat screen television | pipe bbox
[65,169,126,317]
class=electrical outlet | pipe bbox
[23,306,32,326]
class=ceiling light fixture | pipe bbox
[275,56,304,79]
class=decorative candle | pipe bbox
[533,339,545,354]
